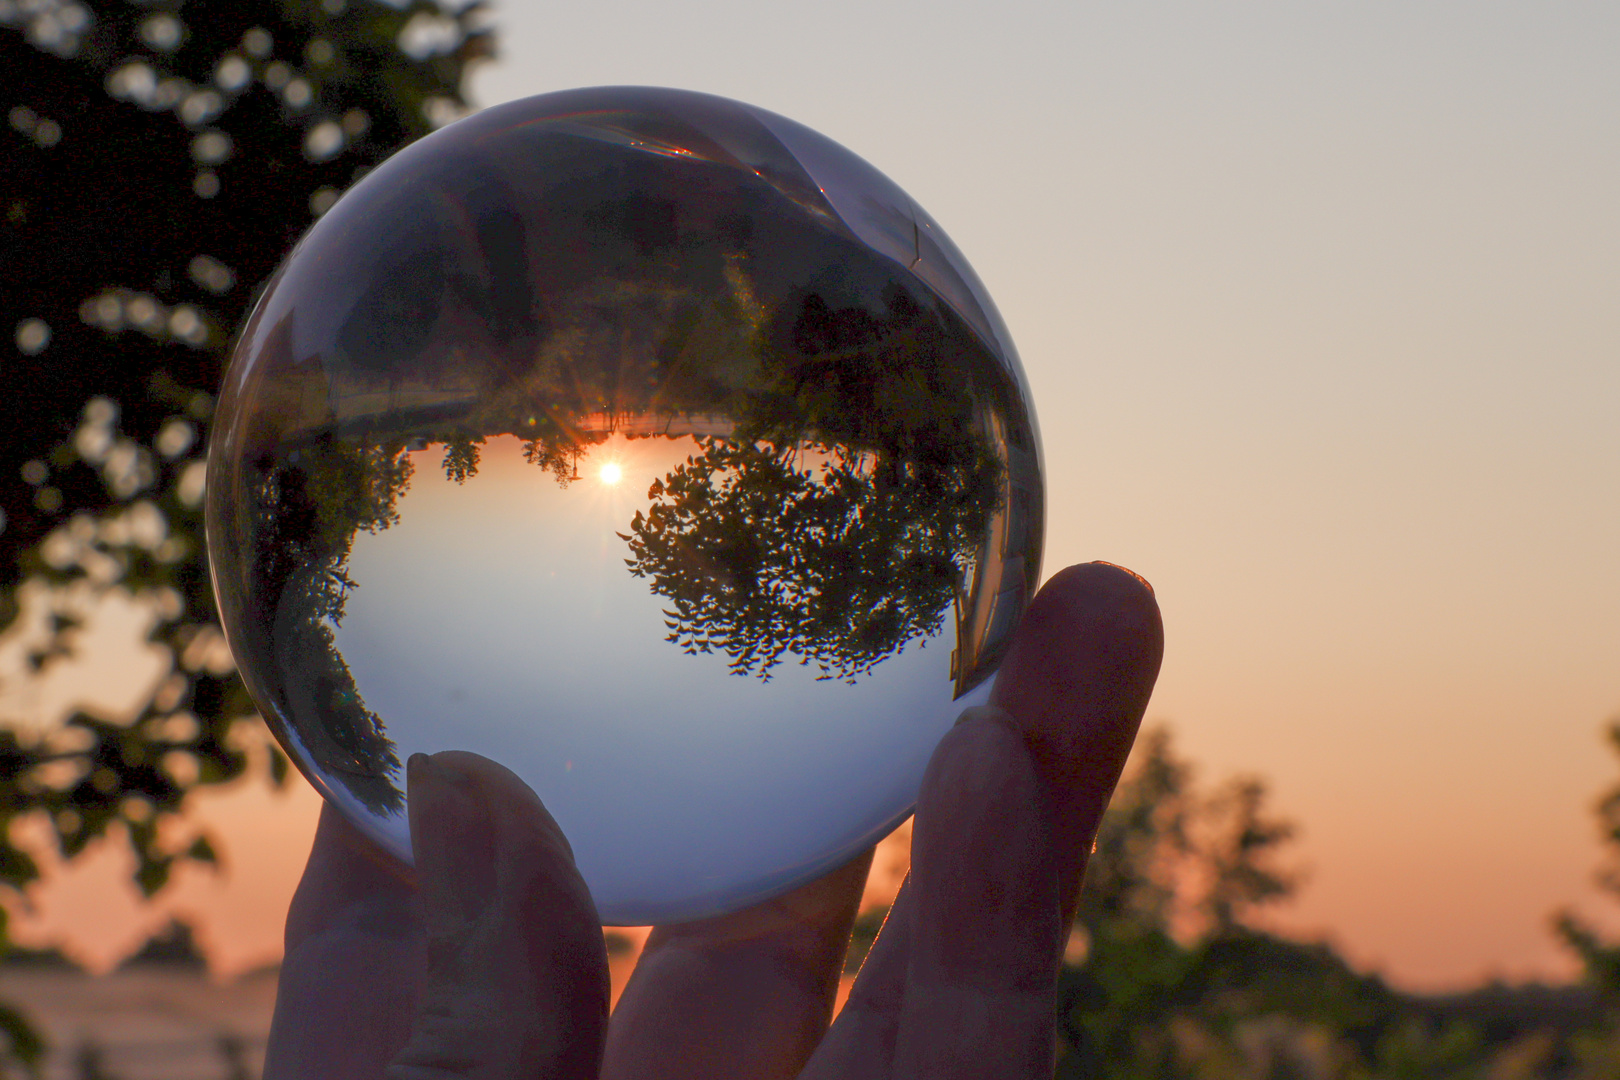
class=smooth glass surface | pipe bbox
[206,87,1043,923]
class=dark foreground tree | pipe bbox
[0,2,489,1071]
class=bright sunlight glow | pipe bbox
[599,462,623,486]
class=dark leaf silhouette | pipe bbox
[0,2,487,1064]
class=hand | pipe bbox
[264,562,1163,1079]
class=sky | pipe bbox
[467,0,1620,988]
[4,0,1618,991]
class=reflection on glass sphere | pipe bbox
[205,87,1043,924]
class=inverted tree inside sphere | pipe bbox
[206,86,1043,924]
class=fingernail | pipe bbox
[1090,560,1154,594]
[410,751,482,801]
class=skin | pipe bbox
[265,561,1164,1080]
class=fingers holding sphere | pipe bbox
[266,804,426,1080]
[603,849,872,1080]
[989,562,1164,922]
[390,751,609,1080]
[808,562,1162,1078]
[892,711,1060,1078]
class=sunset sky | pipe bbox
[6,0,1618,992]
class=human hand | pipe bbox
[264,561,1163,1079]
[265,750,609,1080]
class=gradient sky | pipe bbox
[457,0,1620,989]
[5,0,1617,991]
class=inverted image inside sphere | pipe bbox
[206,86,1043,923]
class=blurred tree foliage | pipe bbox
[0,0,488,1071]
[1553,718,1620,1079]
[1052,727,1603,1080]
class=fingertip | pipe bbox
[395,750,609,1078]
[990,562,1163,781]
[432,750,581,868]
[408,750,486,831]
[405,751,431,790]
[1026,562,1163,652]
[408,753,498,927]
[411,750,588,916]
[1089,559,1154,595]
[411,749,607,978]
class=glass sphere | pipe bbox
[206,87,1042,924]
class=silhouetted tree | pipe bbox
[622,287,1005,683]
[440,433,482,484]
[1202,776,1298,936]
[1051,728,1597,1079]
[1058,728,1351,1079]
[237,433,413,813]
[0,1,488,1070]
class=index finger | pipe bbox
[267,804,426,1080]
[601,850,872,1080]
[989,561,1163,925]
[806,561,1163,1077]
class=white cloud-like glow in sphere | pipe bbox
[206,87,1043,924]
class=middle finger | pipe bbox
[601,849,873,1080]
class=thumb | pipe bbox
[389,751,609,1080]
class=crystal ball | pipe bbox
[205,87,1043,924]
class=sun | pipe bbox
[598,462,623,486]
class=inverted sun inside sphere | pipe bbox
[205,86,1044,924]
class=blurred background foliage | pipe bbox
[0,0,487,1073]
[1047,727,1620,1079]
[839,723,1620,1079]
[4,2,1620,1078]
